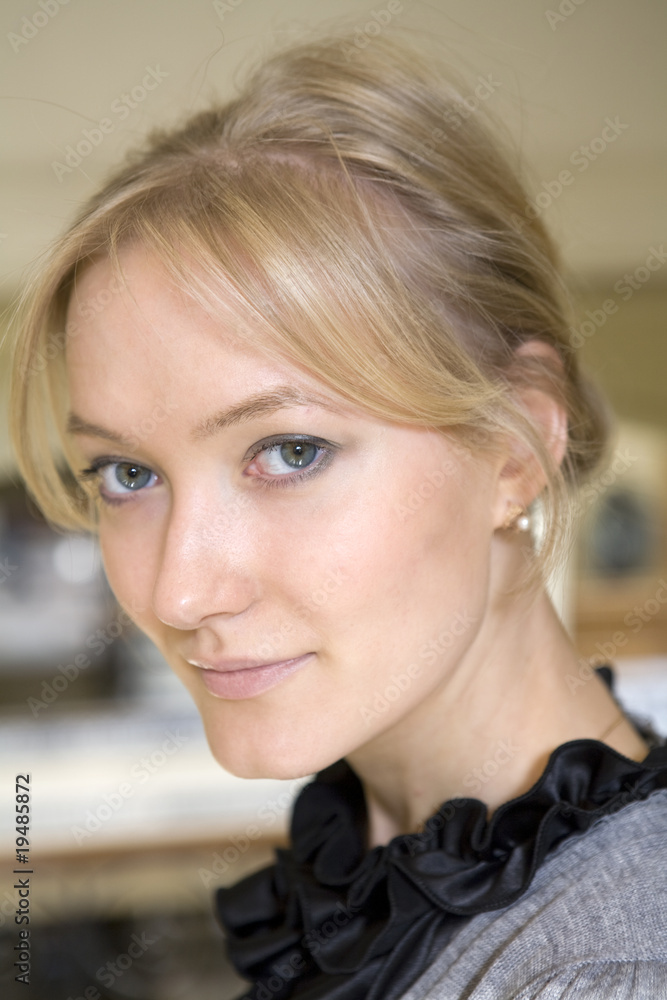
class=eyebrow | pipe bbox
[66,386,346,446]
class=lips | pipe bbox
[186,656,303,672]
[184,652,314,700]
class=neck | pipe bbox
[346,539,650,847]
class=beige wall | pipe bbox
[573,285,667,432]
[0,328,14,482]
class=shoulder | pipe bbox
[398,789,667,999]
[483,960,667,1000]
[538,785,667,945]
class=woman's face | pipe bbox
[65,247,506,779]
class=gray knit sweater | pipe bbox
[396,788,667,998]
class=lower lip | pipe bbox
[196,653,314,700]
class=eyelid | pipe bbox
[78,455,155,483]
[77,456,161,505]
[244,435,338,488]
[77,433,340,504]
[245,433,337,463]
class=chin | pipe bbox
[203,719,343,782]
[191,674,361,781]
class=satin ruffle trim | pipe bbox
[216,689,667,999]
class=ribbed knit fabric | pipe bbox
[396,788,667,999]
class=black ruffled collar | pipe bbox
[215,670,667,1000]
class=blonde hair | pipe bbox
[9,28,612,591]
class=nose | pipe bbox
[151,492,257,631]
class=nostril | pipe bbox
[151,561,256,631]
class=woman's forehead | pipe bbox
[68,249,253,354]
[65,248,367,422]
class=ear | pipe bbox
[492,340,568,530]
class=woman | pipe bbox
[10,28,667,1000]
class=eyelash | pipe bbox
[77,434,336,505]
[245,435,335,490]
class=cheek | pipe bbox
[322,466,488,616]
[99,523,158,627]
[295,463,492,694]
[180,468,493,777]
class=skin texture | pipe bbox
[65,247,649,846]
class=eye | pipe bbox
[103,462,156,493]
[246,436,335,486]
[256,440,319,474]
[79,459,159,502]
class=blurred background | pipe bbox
[0,0,665,997]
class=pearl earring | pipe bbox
[502,503,531,532]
